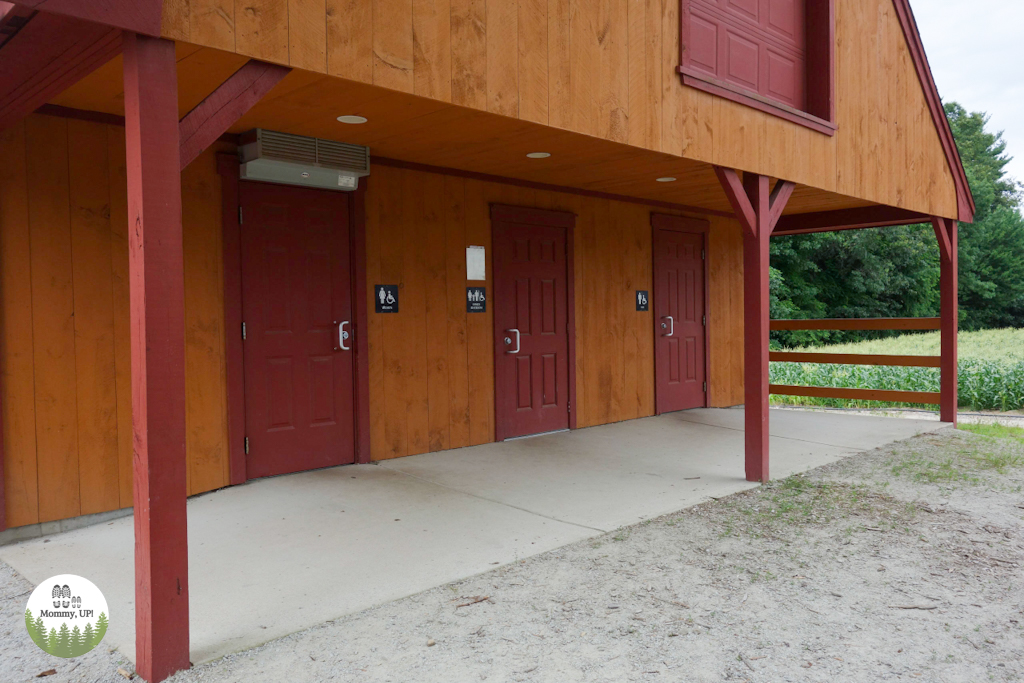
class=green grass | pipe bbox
[890,428,1024,483]
[958,423,1024,445]
[770,328,1024,412]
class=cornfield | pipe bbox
[769,329,1024,412]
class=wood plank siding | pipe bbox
[364,163,743,460]
[0,114,231,527]
[2,126,744,524]
[159,0,958,219]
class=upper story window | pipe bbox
[679,0,835,135]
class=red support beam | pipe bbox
[178,60,291,171]
[123,31,190,682]
[715,167,795,482]
[13,0,163,35]
[0,11,121,133]
[933,217,958,424]
[773,205,932,236]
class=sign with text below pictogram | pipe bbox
[467,287,486,313]
[375,284,399,313]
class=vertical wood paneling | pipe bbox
[373,0,415,93]
[25,116,80,523]
[599,0,629,143]
[363,165,737,459]
[327,0,373,82]
[463,179,495,445]
[0,122,39,528]
[182,148,231,495]
[423,173,451,451]
[486,0,519,116]
[413,0,453,101]
[191,0,237,52]
[107,128,134,508]
[518,0,549,125]
[162,0,192,41]
[289,0,328,72]
[626,0,647,148]
[707,215,743,407]
[547,0,572,129]
[450,0,487,109]
[235,0,289,62]
[67,120,120,516]
[444,176,471,448]
[2,117,232,528]
[569,0,599,136]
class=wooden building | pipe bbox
[0,0,970,679]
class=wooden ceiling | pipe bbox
[48,43,873,217]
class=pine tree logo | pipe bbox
[25,575,109,658]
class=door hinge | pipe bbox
[244,436,249,454]
[703,381,707,393]
[703,314,706,326]
[238,206,243,225]
[701,248,705,260]
[242,321,246,340]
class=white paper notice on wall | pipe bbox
[466,245,486,281]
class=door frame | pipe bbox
[490,204,577,441]
[651,213,712,413]
[218,153,372,485]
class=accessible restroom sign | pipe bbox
[467,287,486,312]
[375,284,399,313]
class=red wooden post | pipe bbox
[122,31,190,682]
[933,217,958,424]
[716,168,794,482]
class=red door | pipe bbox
[492,206,573,440]
[653,214,707,413]
[240,182,355,478]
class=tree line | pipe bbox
[24,609,108,658]
[771,102,1024,348]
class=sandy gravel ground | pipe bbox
[2,427,1022,683]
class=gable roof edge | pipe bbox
[892,0,976,223]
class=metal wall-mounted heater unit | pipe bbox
[239,129,370,191]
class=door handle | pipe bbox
[504,328,520,354]
[660,316,674,337]
[333,320,351,351]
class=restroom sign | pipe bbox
[375,285,399,313]
[636,290,649,312]
[467,287,486,313]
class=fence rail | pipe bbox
[770,317,941,331]
[769,384,942,405]
[769,352,941,368]
[769,317,944,404]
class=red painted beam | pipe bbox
[178,60,291,171]
[933,217,958,424]
[14,0,162,35]
[0,11,121,133]
[714,168,795,482]
[123,31,190,683]
[773,205,932,236]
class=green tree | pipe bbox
[25,609,45,650]
[82,622,95,651]
[56,622,71,658]
[35,614,47,650]
[95,612,109,646]
[69,625,85,657]
[47,628,58,656]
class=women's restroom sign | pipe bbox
[636,290,649,311]
[375,285,399,313]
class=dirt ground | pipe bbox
[2,427,1022,683]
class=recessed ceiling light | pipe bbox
[526,152,551,159]
[656,176,677,183]
[337,115,368,124]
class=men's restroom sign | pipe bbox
[466,287,486,313]
[636,290,649,312]
[375,285,399,313]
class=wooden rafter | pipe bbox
[178,60,291,171]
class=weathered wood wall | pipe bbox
[365,163,743,460]
[0,114,231,528]
[160,0,959,218]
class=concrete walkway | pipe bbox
[0,408,945,665]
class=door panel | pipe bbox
[493,209,572,440]
[654,217,707,413]
[240,182,355,478]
